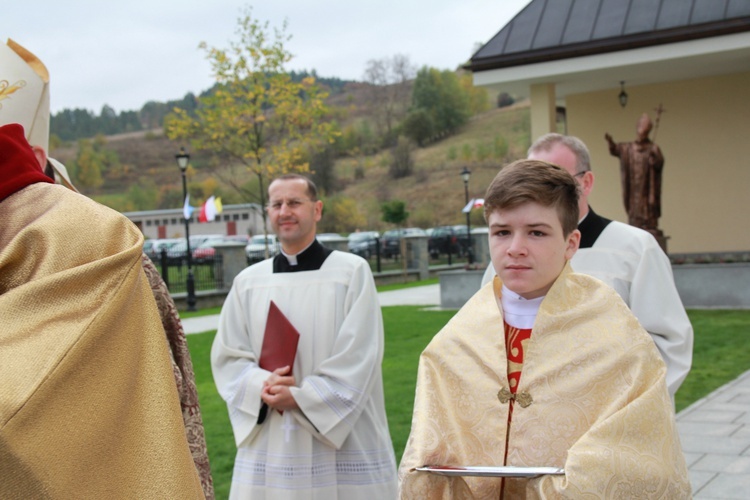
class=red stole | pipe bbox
[504,321,533,396]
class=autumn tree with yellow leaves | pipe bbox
[166,7,337,234]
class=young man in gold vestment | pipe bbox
[399,160,690,499]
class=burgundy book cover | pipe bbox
[259,300,300,374]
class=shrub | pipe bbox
[389,136,415,179]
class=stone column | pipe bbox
[471,230,490,268]
[405,235,429,280]
[439,269,486,309]
[321,236,349,252]
[213,242,248,291]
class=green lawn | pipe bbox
[186,307,750,499]
[674,310,750,411]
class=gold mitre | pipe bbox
[0,38,50,150]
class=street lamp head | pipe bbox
[460,166,471,184]
[176,147,190,171]
[618,81,628,108]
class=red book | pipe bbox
[259,300,300,375]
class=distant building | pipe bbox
[124,203,266,240]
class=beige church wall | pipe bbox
[564,71,750,254]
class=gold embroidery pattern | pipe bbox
[0,79,27,109]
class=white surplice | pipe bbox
[211,251,397,499]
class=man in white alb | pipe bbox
[211,174,397,499]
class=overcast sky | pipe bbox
[3,0,530,114]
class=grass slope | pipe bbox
[335,104,532,229]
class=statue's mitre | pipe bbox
[0,38,50,150]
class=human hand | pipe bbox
[263,365,295,388]
[261,366,298,411]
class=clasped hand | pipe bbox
[261,365,298,411]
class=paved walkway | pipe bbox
[181,284,749,498]
[677,369,750,498]
[180,284,441,335]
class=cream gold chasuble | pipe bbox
[399,265,690,499]
[0,184,204,498]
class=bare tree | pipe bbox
[362,54,416,142]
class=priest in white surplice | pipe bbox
[211,174,398,499]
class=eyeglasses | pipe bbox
[268,198,311,211]
[573,171,587,178]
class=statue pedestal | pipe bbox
[647,229,669,254]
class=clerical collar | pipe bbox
[273,238,333,273]
[280,240,314,266]
[577,206,612,249]
[501,285,543,330]
[0,123,53,202]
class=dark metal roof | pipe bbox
[468,0,750,72]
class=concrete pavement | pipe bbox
[677,369,750,498]
[377,283,441,307]
[180,283,749,497]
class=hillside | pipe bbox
[50,130,214,197]
[50,100,532,230]
[335,102,531,230]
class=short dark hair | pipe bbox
[269,174,319,200]
[483,159,579,235]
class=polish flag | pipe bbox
[462,198,484,213]
[198,196,223,222]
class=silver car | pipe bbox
[245,234,280,262]
[347,231,380,259]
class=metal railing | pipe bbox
[156,247,224,293]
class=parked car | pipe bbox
[190,234,223,249]
[143,239,155,257]
[381,227,427,259]
[193,235,249,263]
[157,234,224,265]
[317,233,343,240]
[452,224,473,255]
[146,238,181,262]
[427,225,463,258]
[347,231,380,259]
[165,240,190,265]
[245,234,280,262]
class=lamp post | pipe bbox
[176,147,197,311]
[460,166,473,264]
